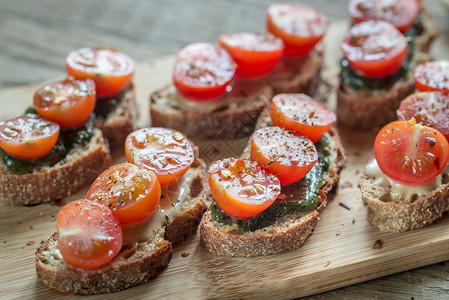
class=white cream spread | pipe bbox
[121,167,199,246]
[364,159,449,203]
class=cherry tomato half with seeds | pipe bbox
[414,60,449,94]
[66,47,135,98]
[270,93,335,143]
[348,0,419,34]
[266,3,329,57]
[57,199,122,269]
[374,120,449,185]
[219,33,284,78]
[251,126,318,185]
[33,77,96,128]
[397,92,449,141]
[125,128,194,187]
[0,114,59,160]
[341,20,407,78]
[87,163,161,226]
[209,158,281,218]
[172,43,236,101]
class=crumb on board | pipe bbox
[339,201,351,211]
[340,181,353,189]
[26,240,35,246]
[324,260,331,267]
[336,231,341,236]
[352,219,356,224]
[181,252,190,258]
[29,226,33,230]
[373,239,383,249]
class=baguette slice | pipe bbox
[359,160,449,233]
[36,155,207,294]
[94,83,137,150]
[0,128,112,206]
[414,6,438,53]
[200,108,345,257]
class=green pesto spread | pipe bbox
[0,112,94,174]
[94,84,129,119]
[341,14,421,92]
[211,134,333,233]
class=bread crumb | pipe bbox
[339,201,351,211]
[26,240,35,246]
[336,231,341,236]
[29,226,33,230]
[324,260,331,267]
[352,219,356,224]
[340,181,353,189]
[373,239,383,249]
[181,253,190,258]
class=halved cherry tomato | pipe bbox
[219,33,284,78]
[270,93,335,143]
[209,158,281,218]
[57,199,122,269]
[374,120,449,185]
[266,3,329,57]
[341,20,407,78]
[414,61,449,94]
[87,163,161,226]
[172,43,236,101]
[0,114,59,160]
[125,128,194,187]
[251,126,318,185]
[66,47,135,98]
[33,77,96,128]
[348,0,419,34]
[397,92,449,141]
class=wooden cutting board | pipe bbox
[1,21,449,299]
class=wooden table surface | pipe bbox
[1,0,449,298]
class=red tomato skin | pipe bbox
[414,61,449,94]
[266,3,329,57]
[348,0,419,34]
[33,78,96,128]
[374,120,449,185]
[57,199,122,269]
[66,47,135,98]
[341,20,408,78]
[270,93,336,142]
[219,33,284,78]
[172,43,236,101]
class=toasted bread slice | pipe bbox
[414,6,438,53]
[36,156,207,294]
[200,109,345,257]
[359,159,449,232]
[94,84,137,150]
[0,128,112,206]
[150,83,272,139]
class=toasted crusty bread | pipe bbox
[359,160,449,233]
[94,84,137,150]
[0,128,112,206]
[336,7,437,131]
[36,155,207,294]
[199,108,345,257]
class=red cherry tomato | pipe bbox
[33,77,96,128]
[0,114,59,160]
[397,92,449,141]
[374,120,449,185]
[341,20,407,78]
[209,158,281,218]
[251,126,318,185]
[414,61,449,94]
[219,33,284,78]
[266,3,329,57]
[348,0,419,34]
[57,199,122,269]
[172,43,236,101]
[125,128,194,187]
[87,163,161,226]
[66,47,135,98]
[270,93,336,143]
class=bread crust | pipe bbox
[0,129,112,206]
[200,108,345,257]
[94,84,137,150]
[360,174,449,233]
[414,6,438,53]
